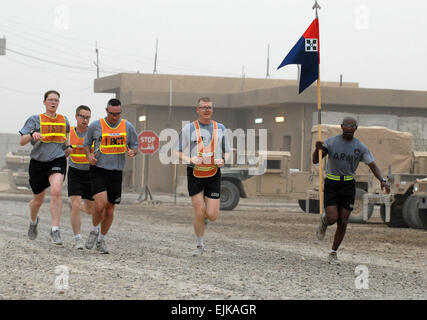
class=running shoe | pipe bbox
[316,214,328,240]
[328,251,341,265]
[96,240,109,254]
[192,245,205,256]
[85,230,98,249]
[50,229,63,245]
[74,237,85,250]
[28,217,39,240]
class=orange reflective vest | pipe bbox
[99,118,127,154]
[39,113,67,143]
[193,120,218,178]
[69,127,93,164]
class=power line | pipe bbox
[0,16,244,78]
[6,47,95,71]
[5,47,132,74]
[4,56,91,82]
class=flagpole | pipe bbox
[313,1,323,216]
[317,64,323,216]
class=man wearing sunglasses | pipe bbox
[175,97,230,256]
[313,117,390,265]
[19,90,71,245]
[83,98,139,254]
[67,105,95,250]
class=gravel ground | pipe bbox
[0,194,426,300]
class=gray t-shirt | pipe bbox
[175,120,231,167]
[69,128,90,171]
[83,118,139,171]
[323,135,375,176]
[19,114,70,162]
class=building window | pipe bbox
[282,135,291,152]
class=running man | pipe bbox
[68,105,95,249]
[83,98,138,254]
[19,90,71,245]
[313,117,390,265]
[175,97,230,256]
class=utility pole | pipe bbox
[241,65,245,91]
[94,41,99,79]
[266,43,270,78]
[153,39,158,74]
[0,37,6,56]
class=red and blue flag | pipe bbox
[277,18,320,94]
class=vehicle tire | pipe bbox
[220,180,240,211]
[380,195,409,228]
[298,199,320,214]
[349,188,374,223]
[402,195,427,229]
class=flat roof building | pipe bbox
[94,73,427,193]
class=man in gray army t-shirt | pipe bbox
[313,117,390,265]
[83,98,139,254]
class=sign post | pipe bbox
[137,130,160,202]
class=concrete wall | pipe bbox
[0,134,31,169]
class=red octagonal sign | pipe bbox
[138,130,159,154]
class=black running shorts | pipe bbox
[67,166,94,200]
[29,156,67,195]
[89,166,123,204]
[323,178,356,211]
[187,166,221,199]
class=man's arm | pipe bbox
[368,162,390,194]
[126,122,139,158]
[83,123,97,165]
[84,145,97,166]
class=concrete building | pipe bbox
[94,73,427,193]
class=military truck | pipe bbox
[220,151,290,210]
[361,151,427,229]
[220,125,427,228]
[4,150,31,190]
[402,176,427,229]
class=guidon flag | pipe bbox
[277,18,320,94]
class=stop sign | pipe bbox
[138,130,159,154]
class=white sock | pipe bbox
[97,233,105,242]
[75,234,82,240]
[30,217,38,225]
[196,236,204,247]
[92,225,100,233]
[52,226,59,232]
[330,249,337,253]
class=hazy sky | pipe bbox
[0,0,426,133]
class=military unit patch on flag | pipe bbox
[305,39,318,52]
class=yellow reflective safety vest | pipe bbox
[39,113,67,143]
[99,118,127,154]
[69,127,93,164]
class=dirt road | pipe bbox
[0,196,425,300]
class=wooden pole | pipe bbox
[317,64,323,215]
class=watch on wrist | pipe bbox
[30,130,35,138]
